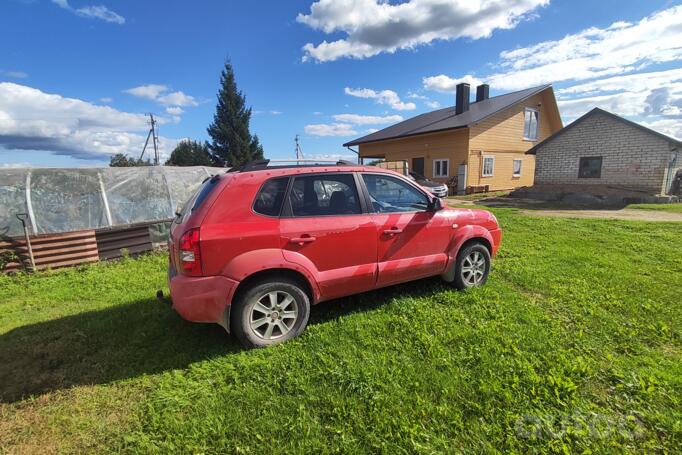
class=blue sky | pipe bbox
[1,0,680,167]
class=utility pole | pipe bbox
[295,134,304,163]
[139,113,160,165]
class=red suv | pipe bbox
[169,160,501,347]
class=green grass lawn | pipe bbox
[627,203,682,213]
[1,209,681,453]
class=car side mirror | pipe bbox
[427,197,443,211]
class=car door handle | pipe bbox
[290,236,316,245]
[383,227,403,235]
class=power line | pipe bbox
[139,113,159,165]
[295,134,304,163]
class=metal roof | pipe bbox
[526,107,682,154]
[343,84,552,147]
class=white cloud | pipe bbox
[76,5,125,24]
[99,97,113,103]
[304,123,358,137]
[165,106,184,116]
[422,74,484,93]
[407,92,441,109]
[1,71,28,79]
[332,113,403,125]
[425,6,682,92]
[407,93,427,100]
[345,87,416,111]
[51,0,125,25]
[124,84,198,108]
[364,128,379,134]
[557,92,649,119]
[313,111,323,115]
[297,0,548,62]
[0,83,179,160]
[557,83,682,122]
[124,84,168,100]
[419,6,682,140]
[555,69,682,124]
[156,91,197,107]
[557,68,682,97]
[639,119,682,141]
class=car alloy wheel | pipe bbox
[461,250,487,286]
[248,290,299,340]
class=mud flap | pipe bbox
[217,305,231,333]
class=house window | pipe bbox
[482,156,494,177]
[523,108,539,141]
[513,159,522,177]
[433,159,449,177]
[578,157,603,179]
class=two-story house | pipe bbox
[344,83,563,194]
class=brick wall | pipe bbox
[534,111,671,194]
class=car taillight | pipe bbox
[178,228,202,276]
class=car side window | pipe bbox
[362,174,429,213]
[253,177,289,216]
[289,173,362,216]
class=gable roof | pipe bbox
[343,84,552,147]
[526,107,682,154]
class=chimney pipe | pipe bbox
[476,84,490,102]
[455,83,470,115]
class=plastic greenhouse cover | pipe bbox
[0,166,223,237]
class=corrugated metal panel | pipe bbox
[0,230,99,272]
[95,224,153,260]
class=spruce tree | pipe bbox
[207,60,264,166]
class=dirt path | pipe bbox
[447,199,682,222]
[518,208,682,222]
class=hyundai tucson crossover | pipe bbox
[169,160,501,348]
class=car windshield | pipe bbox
[409,172,427,181]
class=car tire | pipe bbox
[451,242,491,290]
[231,279,310,348]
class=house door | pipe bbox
[457,164,467,195]
[412,157,425,176]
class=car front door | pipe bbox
[361,173,453,287]
[279,172,377,301]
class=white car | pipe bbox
[408,172,448,198]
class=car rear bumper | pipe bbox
[168,265,238,324]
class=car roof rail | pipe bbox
[227,158,359,173]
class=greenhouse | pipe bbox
[0,166,224,237]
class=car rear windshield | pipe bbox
[175,174,221,222]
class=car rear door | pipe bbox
[279,172,377,301]
[360,172,453,287]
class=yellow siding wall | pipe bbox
[467,90,561,190]
[467,151,536,190]
[358,129,469,183]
